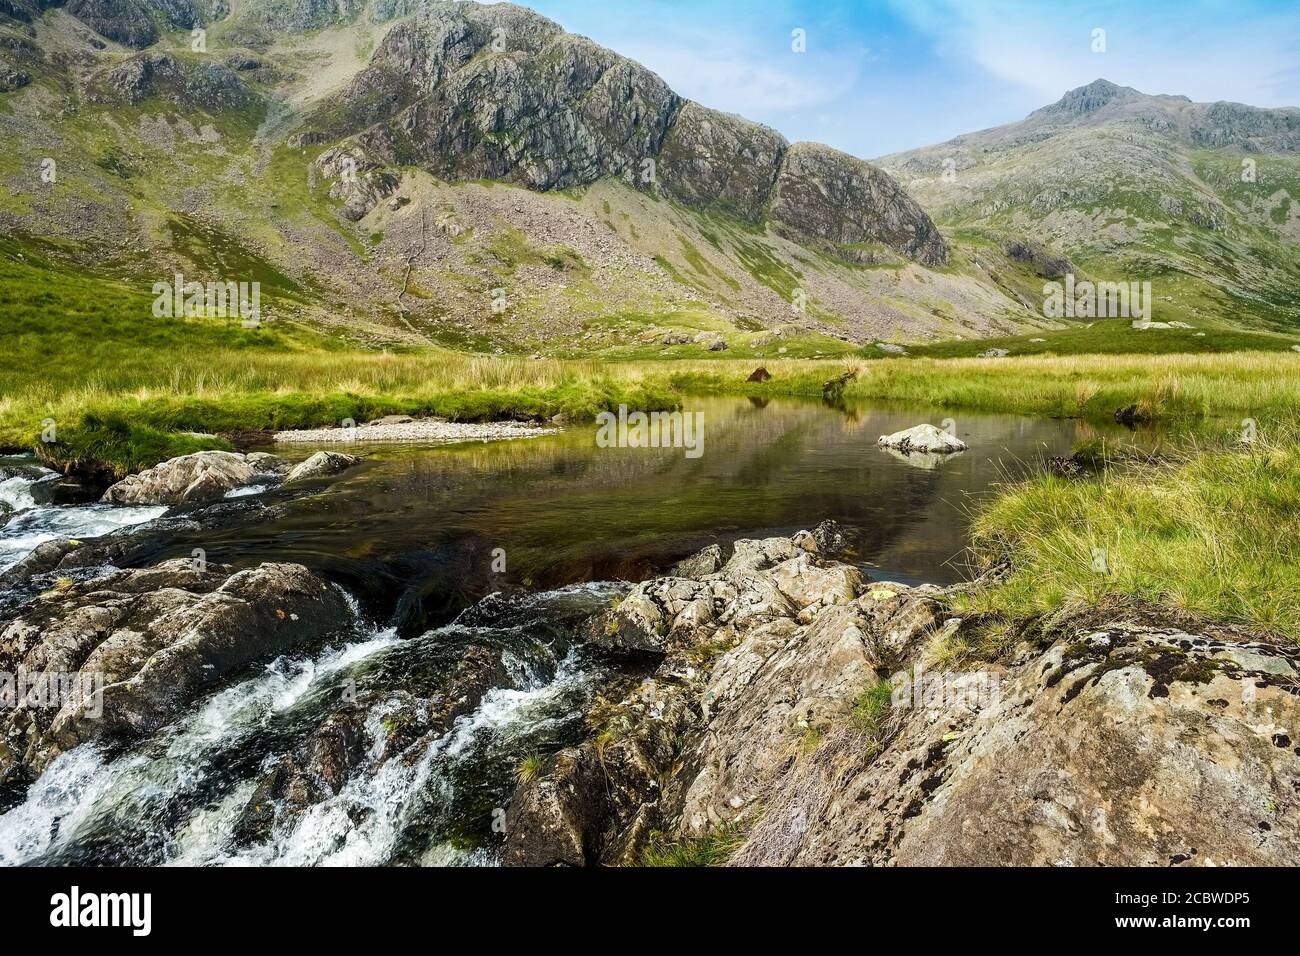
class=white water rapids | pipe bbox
[0,584,621,866]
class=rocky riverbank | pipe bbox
[502,523,1300,866]
[3,491,1296,865]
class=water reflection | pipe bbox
[120,396,1145,630]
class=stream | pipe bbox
[0,396,1156,865]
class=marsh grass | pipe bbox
[962,436,1300,638]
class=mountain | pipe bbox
[3,5,1296,355]
[0,0,1058,356]
[879,79,1300,329]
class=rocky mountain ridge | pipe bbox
[880,78,1300,329]
[306,3,947,265]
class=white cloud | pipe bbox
[617,39,866,114]
[889,0,1300,108]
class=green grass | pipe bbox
[515,754,545,785]
[641,823,747,867]
[882,318,1300,360]
[9,232,1300,479]
[668,352,1300,431]
[961,438,1300,638]
[852,681,894,738]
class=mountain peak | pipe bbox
[1037,79,1142,117]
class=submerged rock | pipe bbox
[878,423,967,454]
[233,643,509,844]
[0,559,351,786]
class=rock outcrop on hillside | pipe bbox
[503,523,1300,866]
[95,51,255,110]
[309,2,947,265]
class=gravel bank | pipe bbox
[272,420,559,444]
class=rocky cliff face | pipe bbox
[502,523,1300,866]
[311,2,947,265]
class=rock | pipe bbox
[284,451,361,483]
[670,544,723,578]
[245,452,290,475]
[66,0,165,48]
[878,424,967,454]
[733,613,1300,867]
[812,519,848,555]
[586,577,722,656]
[286,130,330,149]
[0,560,351,785]
[1046,455,1086,479]
[504,666,701,867]
[747,367,772,383]
[367,415,414,426]
[101,451,259,505]
[707,339,729,352]
[313,145,400,221]
[524,524,1300,867]
[977,348,1010,358]
[769,142,949,266]
[657,102,787,222]
[96,52,253,110]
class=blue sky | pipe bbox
[514,0,1300,157]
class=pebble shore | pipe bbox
[272,420,559,443]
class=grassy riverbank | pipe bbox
[5,243,1300,642]
[7,241,1300,474]
[7,349,1300,475]
[954,437,1300,641]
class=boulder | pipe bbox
[746,367,772,383]
[101,451,259,505]
[670,544,723,578]
[877,424,967,454]
[0,559,351,785]
[285,451,361,483]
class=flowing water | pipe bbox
[0,396,1157,865]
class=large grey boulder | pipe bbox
[101,451,261,505]
[0,559,351,784]
[99,448,291,507]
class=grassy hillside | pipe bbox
[880,82,1300,333]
